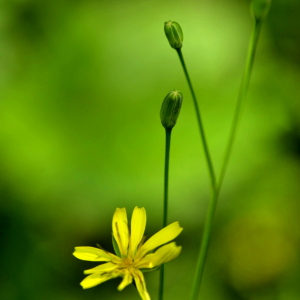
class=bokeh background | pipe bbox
[1,0,300,299]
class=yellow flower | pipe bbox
[73,207,182,300]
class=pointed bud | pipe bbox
[164,21,183,50]
[160,90,183,129]
[251,0,272,23]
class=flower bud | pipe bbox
[251,0,272,23]
[160,90,183,129]
[164,21,183,50]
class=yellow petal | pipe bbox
[73,246,119,262]
[136,222,182,258]
[117,269,133,291]
[112,208,129,256]
[143,242,182,268]
[84,262,119,274]
[133,269,151,300]
[80,271,120,289]
[129,207,146,257]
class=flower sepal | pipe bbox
[139,266,160,273]
[112,234,121,258]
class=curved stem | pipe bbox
[190,188,219,300]
[159,128,172,300]
[189,20,263,300]
[218,21,262,191]
[176,49,216,190]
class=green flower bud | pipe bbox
[164,21,183,50]
[160,90,183,129]
[251,0,272,22]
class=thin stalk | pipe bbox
[218,20,262,191]
[190,188,219,300]
[176,49,216,190]
[190,20,263,300]
[158,128,172,300]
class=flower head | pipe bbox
[160,90,183,129]
[73,207,183,300]
[251,0,272,23]
[164,20,183,49]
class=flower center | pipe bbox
[122,257,133,266]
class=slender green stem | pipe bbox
[176,49,216,190]
[190,188,219,300]
[163,128,172,228]
[190,20,263,300]
[218,20,262,191]
[159,128,172,300]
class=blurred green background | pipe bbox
[1,0,300,299]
